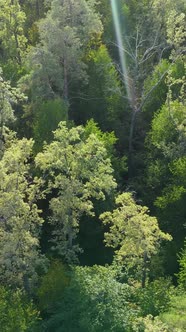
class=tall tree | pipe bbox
[0,0,27,80]
[100,192,171,287]
[0,137,45,290]
[110,0,185,175]
[23,0,102,104]
[35,122,116,263]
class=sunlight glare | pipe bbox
[110,0,132,104]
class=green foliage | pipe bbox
[145,99,186,237]
[0,285,41,332]
[166,9,186,59]
[37,260,70,312]
[44,265,138,332]
[100,192,171,284]
[0,0,27,79]
[136,278,173,316]
[0,137,46,289]
[160,292,186,332]
[84,118,117,155]
[20,0,46,45]
[142,59,169,118]
[144,98,186,278]
[84,119,128,183]
[0,68,15,129]
[95,0,114,44]
[82,45,123,128]
[33,98,68,152]
[177,239,186,288]
[0,67,27,155]
[0,67,26,126]
[133,315,171,332]
[149,100,186,156]
[35,122,116,263]
[23,0,103,101]
[0,2,185,328]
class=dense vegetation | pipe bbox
[0,0,185,331]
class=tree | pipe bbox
[144,95,186,274]
[0,137,46,290]
[35,122,116,263]
[71,45,123,129]
[23,0,103,103]
[110,0,185,175]
[0,0,27,80]
[100,193,171,287]
[0,67,25,155]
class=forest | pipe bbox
[0,0,186,331]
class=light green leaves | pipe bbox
[100,193,171,270]
[36,122,116,263]
[0,137,45,289]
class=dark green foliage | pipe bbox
[33,98,68,152]
[72,44,128,146]
[37,260,70,313]
[44,265,138,332]
[144,98,186,274]
[142,59,169,121]
[136,278,173,317]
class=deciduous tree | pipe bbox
[35,122,116,263]
[100,192,171,287]
[0,137,45,290]
[0,0,27,80]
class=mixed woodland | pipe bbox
[0,0,186,331]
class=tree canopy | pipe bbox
[0,0,185,330]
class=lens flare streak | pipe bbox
[110,0,132,104]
